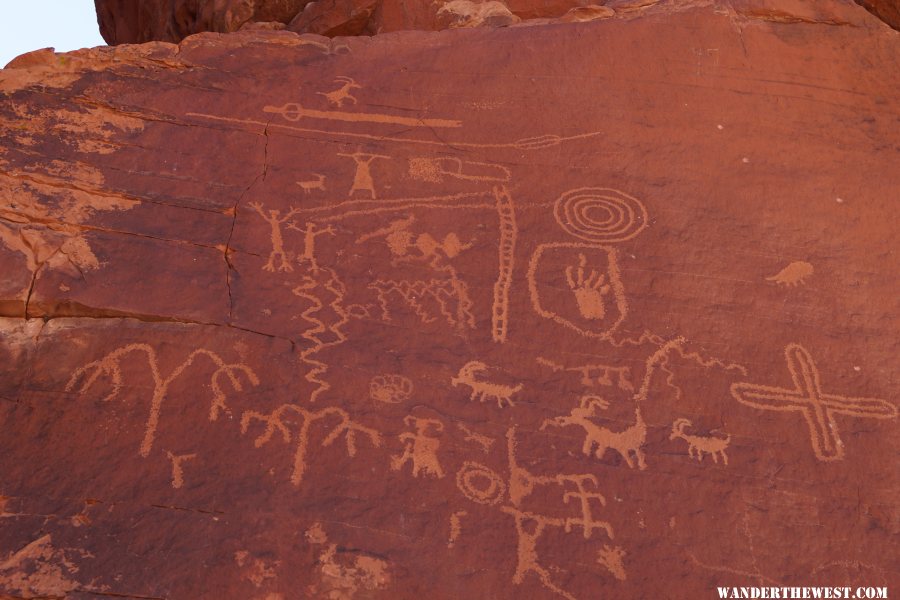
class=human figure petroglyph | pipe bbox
[390,416,445,479]
[286,221,335,273]
[165,451,197,489]
[66,344,259,457]
[557,474,614,540]
[597,545,627,581]
[536,357,634,391]
[248,202,303,272]
[317,76,361,107]
[297,173,327,194]
[766,261,814,287]
[408,157,511,183]
[338,151,390,200]
[730,343,897,461]
[566,253,612,320]
[369,374,413,404]
[669,418,731,465]
[499,507,576,600]
[542,395,647,470]
[241,404,381,486]
[492,186,517,344]
[452,361,523,408]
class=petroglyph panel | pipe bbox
[2,9,899,600]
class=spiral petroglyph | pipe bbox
[554,188,648,243]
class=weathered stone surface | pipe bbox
[2,1,900,598]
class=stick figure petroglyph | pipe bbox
[390,415,445,478]
[249,202,303,272]
[317,76,361,107]
[338,151,389,199]
[286,221,335,273]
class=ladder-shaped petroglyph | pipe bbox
[292,267,351,403]
[297,173,327,194]
[66,343,259,457]
[492,186,517,343]
[165,451,197,489]
[542,395,647,470]
[536,357,634,391]
[286,221,335,273]
[766,261,813,287]
[730,343,897,461]
[369,374,413,404]
[248,202,303,272]
[241,404,381,486]
[264,103,462,128]
[338,151,390,200]
[317,76,362,107]
[452,361,523,408]
[669,419,731,465]
[408,157,511,183]
[390,416,445,479]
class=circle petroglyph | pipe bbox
[554,188,648,243]
[369,374,413,404]
[456,462,507,505]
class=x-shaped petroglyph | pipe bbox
[731,343,897,461]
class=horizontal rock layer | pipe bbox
[2,1,899,598]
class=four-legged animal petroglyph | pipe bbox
[669,419,731,465]
[766,261,813,287]
[241,404,381,486]
[391,416,445,478]
[542,396,647,470]
[731,343,897,461]
[249,202,303,272]
[452,361,522,408]
[66,344,259,457]
[297,173,327,194]
[317,76,362,107]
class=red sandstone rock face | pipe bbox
[2,2,900,598]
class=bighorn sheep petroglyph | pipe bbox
[451,361,522,408]
[669,418,730,465]
[542,395,647,470]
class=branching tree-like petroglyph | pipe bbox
[452,361,523,408]
[542,395,647,470]
[731,343,897,461]
[669,419,731,465]
[241,404,381,486]
[286,221,335,273]
[165,451,197,489]
[66,344,259,457]
[390,415,445,479]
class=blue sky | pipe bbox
[1,0,107,67]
